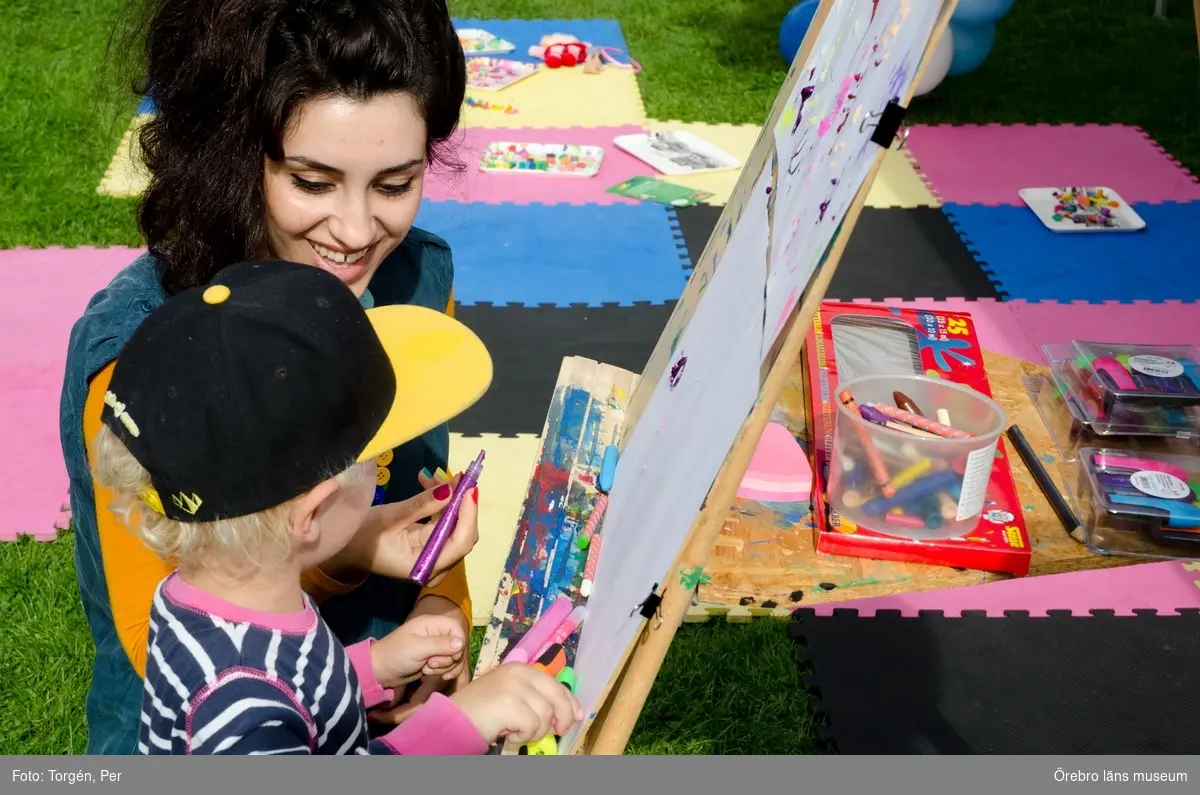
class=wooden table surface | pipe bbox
[695,349,1138,611]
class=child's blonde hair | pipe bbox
[92,424,366,578]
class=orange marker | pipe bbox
[533,644,567,677]
[838,389,895,498]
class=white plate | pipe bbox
[1018,187,1146,233]
[466,58,539,91]
[479,143,605,178]
[612,131,742,176]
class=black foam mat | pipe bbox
[673,204,724,271]
[791,609,1200,754]
[673,205,1000,300]
[452,302,674,437]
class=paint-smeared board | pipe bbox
[696,349,1138,610]
[474,357,638,675]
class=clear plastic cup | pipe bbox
[827,374,1007,540]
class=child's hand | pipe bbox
[370,614,466,691]
[450,664,583,745]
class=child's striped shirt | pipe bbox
[139,573,487,755]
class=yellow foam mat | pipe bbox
[449,433,541,626]
[464,68,645,129]
[684,601,793,624]
[97,113,152,199]
[644,120,764,206]
[864,146,940,208]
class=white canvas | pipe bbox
[563,163,774,750]
[763,0,944,360]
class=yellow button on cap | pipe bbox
[203,285,231,305]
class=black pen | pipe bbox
[1005,425,1086,544]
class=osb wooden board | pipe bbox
[695,349,1137,610]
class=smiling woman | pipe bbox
[60,0,479,756]
[263,94,432,296]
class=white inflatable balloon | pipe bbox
[913,26,954,97]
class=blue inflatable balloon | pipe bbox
[952,0,1015,25]
[947,20,996,77]
[779,0,820,65]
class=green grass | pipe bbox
[2,0,1199,756]
[0,533,812,755]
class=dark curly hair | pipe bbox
[117,0,465,295]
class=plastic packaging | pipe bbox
[1073,448,1200,559]
[1028,344,1200,463]
[1050,342,1200,434]
[828,374,1006,540]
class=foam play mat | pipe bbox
[11,17,1200,634]
[791,607,1200,753]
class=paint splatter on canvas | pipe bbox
[764,0,941,361]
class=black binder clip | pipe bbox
[632,583,664,629]
[860,98,909,149]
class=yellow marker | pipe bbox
[891,459,933,490]
[525,734,558,755]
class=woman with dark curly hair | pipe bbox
[60,0,483,755]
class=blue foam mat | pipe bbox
[454,18,629,63]
[943,202,1200,303]
[420,200,688,307]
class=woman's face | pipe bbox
[264,92,429,297]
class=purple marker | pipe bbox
[410,450,485,586]
[858,404,890,425]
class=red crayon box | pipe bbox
[805,302,1031,575]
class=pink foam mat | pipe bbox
[425,125,652,205]
[903,124,1200,206]
[0,246,138,540]
[841,298,1200,364]
[807,560,1200,617]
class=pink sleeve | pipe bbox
[379,693,490,756]
[344,639,395,709]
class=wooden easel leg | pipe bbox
[1194,0,1200,60]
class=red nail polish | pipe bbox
[434,484,451,500]
[471,487,479,504]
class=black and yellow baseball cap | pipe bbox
[100,260,492,523]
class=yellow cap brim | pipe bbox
[357,305,493,463]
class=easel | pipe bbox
[475,0,959,755]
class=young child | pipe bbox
[92,260,582,755]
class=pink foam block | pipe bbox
[0,246,139,540]
[425,125,653,205]
[905,124,1200,206]
[835,298,1200,366]
[1005,300,1200,353]
[737,422,812,502]
[807,560,1200,617]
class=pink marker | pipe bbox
[1091,452,1191,482]
[535,606,587,660]
[1090,356,1137,390]
[580,536,603,598]
[503,595,573,665]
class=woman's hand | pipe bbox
[367,595,473,726]
[322,471,479,586]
